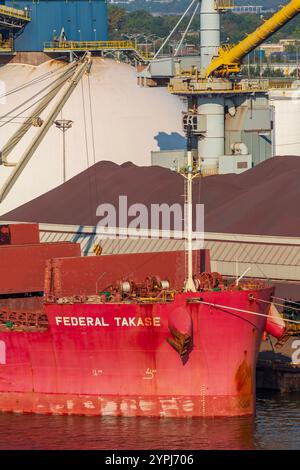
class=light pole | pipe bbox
[143,34,156,56]
[78,29,81,42]
[121,33,142,49]
[247,53,250,78]
[54,119,73,182]
[152,36,161,54]
[161,38,165,57]
[259,46,263,78]
[93,28,97,41]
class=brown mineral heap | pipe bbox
[2,156,300,237]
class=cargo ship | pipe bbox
[0,277,275,417]
[0,1,298,418]
[0,147,285,418]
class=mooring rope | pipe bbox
[256,298,300,313]
[271,295,300,307]
[191,300,300,325]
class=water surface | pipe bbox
[0,392,299,450]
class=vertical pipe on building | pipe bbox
[198,0,224,170]
[200,0,220,69]
[197,96,225,170]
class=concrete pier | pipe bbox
[257,337,300,392]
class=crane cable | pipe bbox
[0,53,92,202]
[81,76,95,227]
[0,57,70,101]
[87,70,100,206]
[0,73,76,162]
[0,62,77,120]
[0,61,77,128]
[0,64,79,162]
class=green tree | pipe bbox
[108,5,127,38]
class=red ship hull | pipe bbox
[0,287,273,417]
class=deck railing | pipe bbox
[0,5,30,21]
[43,40,154,60]
[214,0,234,10]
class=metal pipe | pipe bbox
[200,0,221,69]
[197,96,225,168]
[184,148,196,293]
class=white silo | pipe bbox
[198,0,225,171]
[269,84,300,156]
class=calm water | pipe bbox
[0,392,299,450]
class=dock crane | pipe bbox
[206,0,300,77]
[0,1,300,202]
[168,0,300,174]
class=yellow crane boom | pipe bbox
[206,0,300,77]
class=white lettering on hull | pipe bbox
[54,316,161,327]
[114,317,160,327]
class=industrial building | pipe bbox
[139,0,300,173]
[0,0,108,52]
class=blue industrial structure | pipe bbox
[0,0,108,51]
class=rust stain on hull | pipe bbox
[235,351,253,409]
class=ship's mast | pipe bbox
[182,124,198,292]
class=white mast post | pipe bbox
[184,124,197,292]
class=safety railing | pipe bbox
[201,167,219,177]
[44,40,153,60]
[214,0,234,10]
[0,5,30,21]
[44,40,134,50]
[269,82,294,89]
[168,80,271,94]
[0,309,48,331]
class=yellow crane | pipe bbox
[206,0,300,77]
